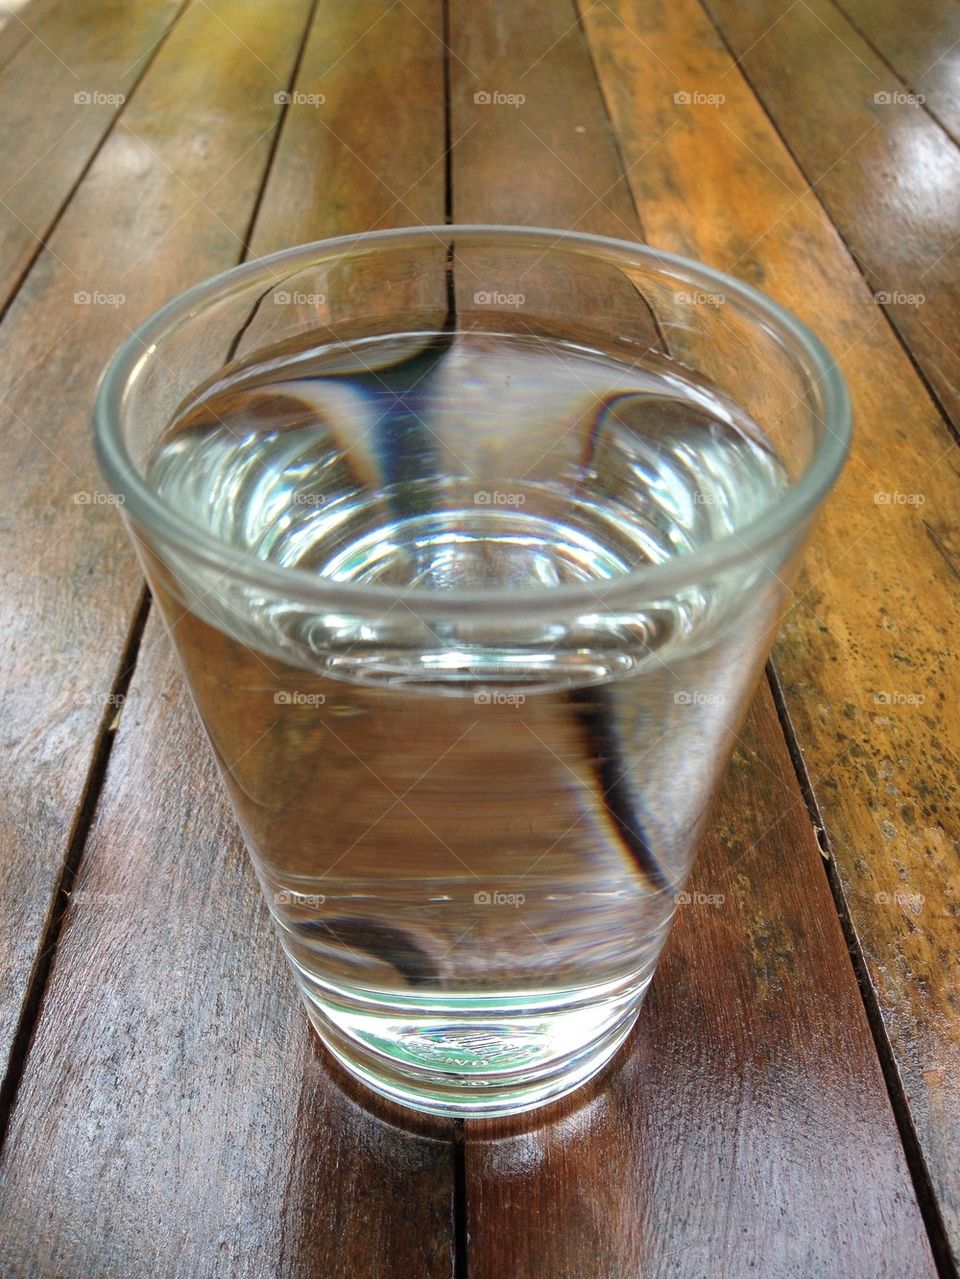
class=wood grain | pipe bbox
[467,699,937,1278]
[832,0,960,143]
[579,0,960,1261]
[0,0,184,314]
[0,1,456,1275]
[699,0,960,434]
[0,620,455,1278]
[448,1,938,1273]
[0,0,66,73]
[0,0,314,1118]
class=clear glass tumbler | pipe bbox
[94,226,850,1117]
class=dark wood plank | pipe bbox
[468,700,936,1278]
[833,0,960,143]
[699,0,960,436]
[0,616,454,1278]
[0,0,185,314]
[0,1,456,1275]
[579,0,960,1263]
[0,0,315,1119]
[449,1,939,1274]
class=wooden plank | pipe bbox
[448,2,938,1274]
[0,1,455,1274]
[0,616,454,1278]
[833,0,960,143]
[699,0,960,435]
[0,0,314,1122]
[578,0,960,1262]
[0,0,185,314]
[468,700,936,1278]
[0,0,65,72]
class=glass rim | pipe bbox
[93,223,851,620]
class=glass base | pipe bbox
[297,975,648,1118]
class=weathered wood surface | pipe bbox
[0,0,955,1273]
[0,1,458,1275]
[449,1,943,1274]
[0,0,185,314]
[700,0,960,435]
[579,0,960,1264]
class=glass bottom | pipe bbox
[296,972,649,1118]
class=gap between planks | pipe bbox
[696,0,960,449]
[0,0,321,1164]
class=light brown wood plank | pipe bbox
[580,0,960,1262]
[0,1,456,1274]
[700,0,960,436]
[449,1,938,1273]
[0,0,314,1114]
[0,0,185,314]
[0,0,65,72]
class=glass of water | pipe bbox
[94,226,850,1117]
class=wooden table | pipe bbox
[0,1,956,1275]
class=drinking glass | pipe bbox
[94,226,850,1117]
